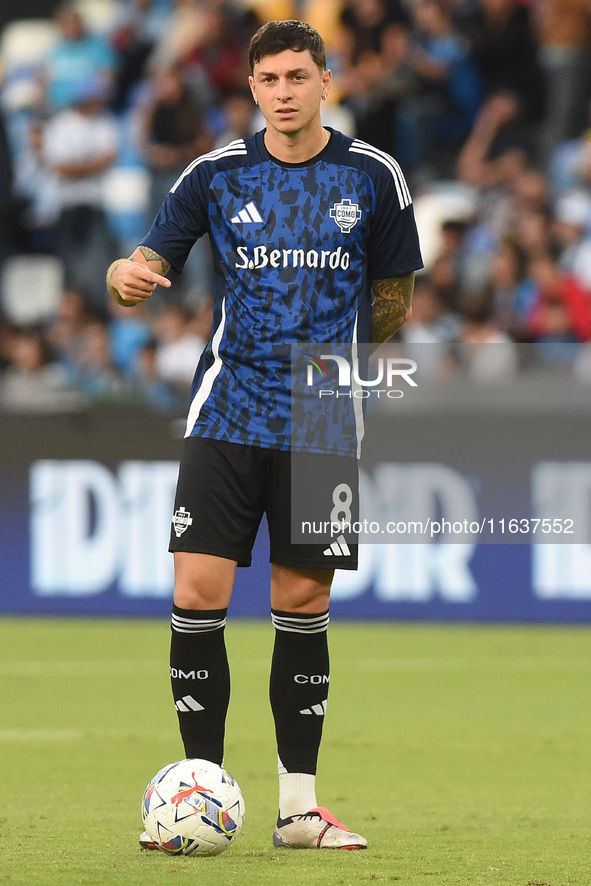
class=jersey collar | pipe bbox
[254,127,338,168]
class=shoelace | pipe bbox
[291,807,350,831]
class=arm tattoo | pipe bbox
[371,272,415,344]
[137,245,171,275]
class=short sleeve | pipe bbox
[140,165,209,273]
[367,160,423,281]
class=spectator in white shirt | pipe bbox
[43,76,119,314]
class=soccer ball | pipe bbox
[141,758,245,856]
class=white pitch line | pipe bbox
[0,729,84,741]
[0,658,588,677]
[353,657,591,673]
[0,728,176,742]
[0,661,161,676]
[0,659,270,676]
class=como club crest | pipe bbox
[172,506,193,538]
[329,198,362,233]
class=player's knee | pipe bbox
[288,589,330,613]
[173,583,230,610]
[271,566,332,613]
[173,552,235,610]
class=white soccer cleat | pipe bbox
[272,806,368,850]
[139,830,159,851]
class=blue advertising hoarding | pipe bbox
[1,387,591,622]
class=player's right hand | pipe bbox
[106,258,172,307]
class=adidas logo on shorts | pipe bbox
[323,535,350,557]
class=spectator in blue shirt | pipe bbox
[44,4,116,111]
[397,0,482,177]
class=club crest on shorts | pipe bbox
[329,198,362,233]
[172,506,193,537]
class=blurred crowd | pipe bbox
[1,0,591,412]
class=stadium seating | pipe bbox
[1,254,64,326]
[0,19,56,111]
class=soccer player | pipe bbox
[107,19,423,850]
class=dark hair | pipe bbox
[248,20,326,73]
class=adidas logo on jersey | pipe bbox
[300,699,327,716]
[323,535,351,557]
[231,201,263,224]
[175,695,204,712]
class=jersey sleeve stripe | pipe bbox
[351,314,365,459]
[354,141,412,207]
[184,296,227,437]
[349,141,412,209]
[170,140,248,194]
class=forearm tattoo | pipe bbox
[137,245,171,275]
[371,272,415,343]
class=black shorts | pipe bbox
[169,437,359,570]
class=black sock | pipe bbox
[170,605,230,764]
[269,609,330,775]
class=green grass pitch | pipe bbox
[1,618,591,886]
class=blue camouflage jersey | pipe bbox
[140,128,423,453]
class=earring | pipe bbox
[321,95,327,101]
